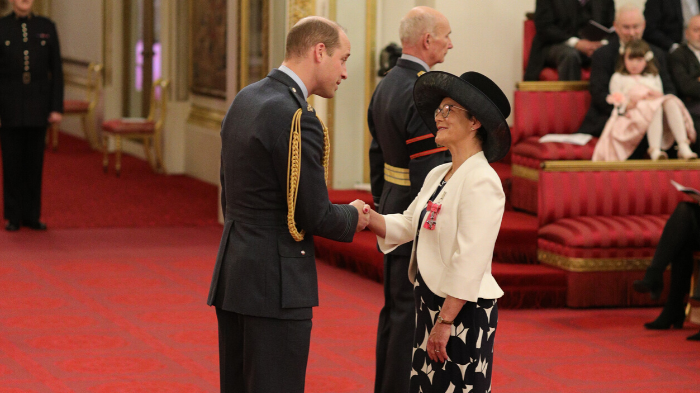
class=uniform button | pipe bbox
[23,50,28,55]
[41,41,45,46]
[24,61,29,65]
[4,41,9,46]
[23,38,27,42]
[24,66,29,71]
[300,250,306,255]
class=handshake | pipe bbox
[350,199,373,232]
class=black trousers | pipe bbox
[0,126,47,223]
[648,202,700,309]
[544,43,591,81]
[215,307,312,393]
[375,254,414,393]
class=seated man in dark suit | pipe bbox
[524,0,615,81]
[644,0,700,53]
[670,14,700,153]
[578,4,677,158]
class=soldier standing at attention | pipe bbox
[0,0,63,231]
[367,6,453,393]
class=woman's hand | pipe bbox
[427,322,451,363]
[365,207,386,238]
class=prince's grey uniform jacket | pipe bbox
[207,69,359,319]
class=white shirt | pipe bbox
[400,54,430,72]
[689,43,700,65]
[278,65,309,101]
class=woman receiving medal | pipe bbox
[365,71,510,393]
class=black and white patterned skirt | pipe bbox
[410,270,498,393]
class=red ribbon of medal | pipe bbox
[423,200,442,230]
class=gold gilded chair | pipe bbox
[52,63,103,150]
[101,78,169,177]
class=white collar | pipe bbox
[278,65,309,101]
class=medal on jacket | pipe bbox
[423,201,442,230]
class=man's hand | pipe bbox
[48,112,62,124]
[350,199,370,232]
[575,39,603,57]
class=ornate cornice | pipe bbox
[538,249,653,272]
[516,81,589,91]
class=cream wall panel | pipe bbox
[332,0,366,189]
[51,0,101,62]
[185,126,221,185]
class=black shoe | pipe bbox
[5,221,19,231]
[633,277,664,301]
[644,308,685,330]
[687,331,700,341]
[23,221,47,230]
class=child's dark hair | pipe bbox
[615,39,658,75]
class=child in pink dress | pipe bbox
[592,39,697,161]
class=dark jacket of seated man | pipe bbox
[643,0,700,52]
[669,43,700,151]
[524,0,615,81]
[578,35,677,140]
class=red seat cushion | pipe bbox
[64,99,90,114]
[102,119,155,134]
[511,136,598,168]
[539,68,591,81]
[539,215,669,249]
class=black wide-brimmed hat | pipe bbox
[413,71,511,163]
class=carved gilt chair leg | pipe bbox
[82,114,94,149]
[154,135,165,173]
[102,134,109,173]
[115,135,122,177]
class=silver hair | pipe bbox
[399,11,438,47]
[615,3,644,23]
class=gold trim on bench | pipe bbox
[512,164,539,181]
[538,250,652,272]
[541,160,700,172]
[516,81,589,92]
[187,104,227,130]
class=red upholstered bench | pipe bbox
[536,162,700,307]
[510,88,593,213]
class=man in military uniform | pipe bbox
[0,0,63,231]
[207,16,369,393]
[367,6,453,393]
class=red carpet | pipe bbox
[0,132,219,228]
[0,227,699,392]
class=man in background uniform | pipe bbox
[367,6,452,393]
[0,0,63,231]
[207,16,369,393]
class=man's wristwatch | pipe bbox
[436,315,454,325]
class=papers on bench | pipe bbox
[538,133,593,145]
[670,180,700,203]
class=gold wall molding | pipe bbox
[538,250,653,272]
[363,0,376,183]
[516,81,589,91]
[187,104,226,130]
[288,0,315,28]
[512,164,539,181]
[103,0,113,85]
[542,160,700,172]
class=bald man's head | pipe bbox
[399,6,452,66]
[614,4,645,45]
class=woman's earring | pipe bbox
[471,127,475,130]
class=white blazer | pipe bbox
[377,151,505,302]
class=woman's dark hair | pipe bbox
[615,39,658,75]
[464,110,487,145]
